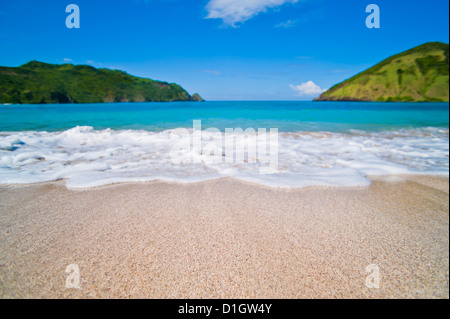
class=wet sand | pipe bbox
[0,175,448,299]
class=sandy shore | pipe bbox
[0,175,448,299]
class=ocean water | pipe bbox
[0,101,448,188]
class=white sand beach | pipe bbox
[0,175,448,299]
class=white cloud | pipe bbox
[203,70,222,75]
[290,81,326,96]
[63,58,73,63]
[274,19,297,28]
[205,0,300,27]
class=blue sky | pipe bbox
[0,0,448,100]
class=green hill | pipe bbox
[315,42,449,102]
[0,61,204,104]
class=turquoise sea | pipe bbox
[0,101,448,188]
[0,101,448,132]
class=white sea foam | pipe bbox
[0,126,448,189]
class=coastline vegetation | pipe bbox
[0,61,204,104]
[316,42,449,102]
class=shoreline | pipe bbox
[2,174,448,191]
[1,173,449,192]
[0,175,448,298]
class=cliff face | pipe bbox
[0,61,203,104]
[315,42,449,102]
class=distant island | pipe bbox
[315,42,449,102]
[0,61,204,104]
